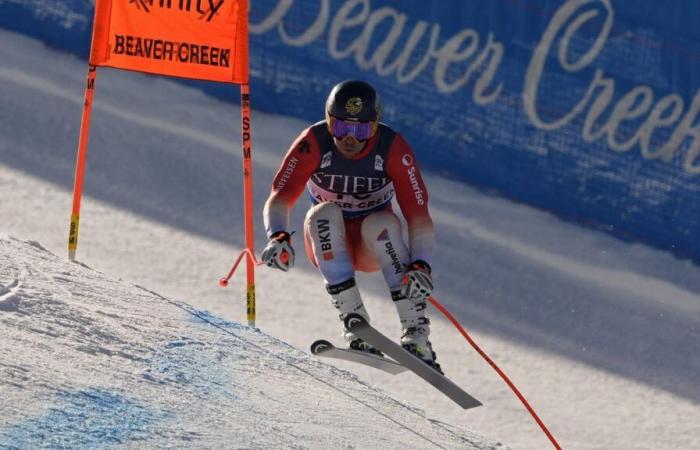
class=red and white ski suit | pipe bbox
[263,121,433,291]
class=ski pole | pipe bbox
[429,296,562,450]
[220,248,263,288]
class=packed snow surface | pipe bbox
[0,235,500,449]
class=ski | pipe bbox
[344,314,483,410]
[310,339,408,375]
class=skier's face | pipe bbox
[334,134,366,158]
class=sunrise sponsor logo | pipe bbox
[402,155,425,206]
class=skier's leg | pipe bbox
[304,202,354,285]
[305,202,377,352]
[358,210,409,290]
[360,210,440,370]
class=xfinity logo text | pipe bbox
[129,0,225,22]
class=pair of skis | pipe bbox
[311,314,482,410]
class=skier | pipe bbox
[261,80,441,373]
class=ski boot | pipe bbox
[328,278,382,356]
[401,325,443,374]
[392,290,443,374]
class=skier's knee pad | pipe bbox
[305,202,344,234]
[360,210,402,242]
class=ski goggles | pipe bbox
[328,116,377,141]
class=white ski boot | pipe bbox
[400,326,442,373]
[328,278,382,355]
[393,291,443,374]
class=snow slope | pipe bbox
[0,235,500,449]
[1,28,699,449]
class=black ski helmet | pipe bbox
[325,80,382,123]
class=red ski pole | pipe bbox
[429,296,562,450]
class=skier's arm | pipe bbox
[263,128,321,237]
[386,134,434,265]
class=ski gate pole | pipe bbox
[68,65,98,261]
[240,83,256,327]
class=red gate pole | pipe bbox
[68,65,98,261]
[240,83,256,327]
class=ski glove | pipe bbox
[401,260,433,302]
[261,231,295,272]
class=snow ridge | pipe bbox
[0,236,504,449]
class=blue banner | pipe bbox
[2,0,699,263]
